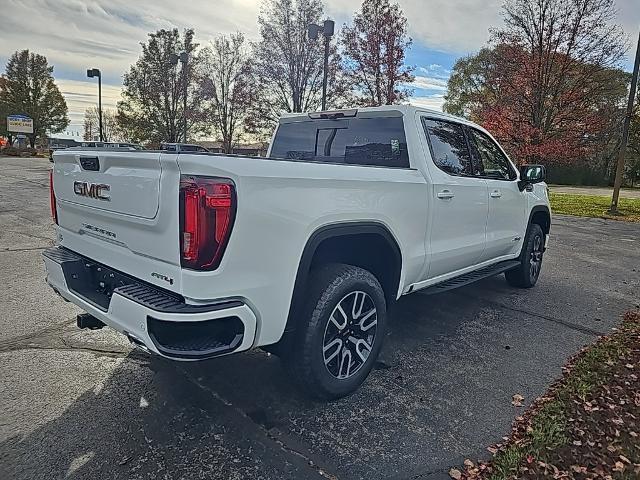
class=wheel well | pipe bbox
[309,233,401,305]
[531,209,551,235]
[277,224,401,345]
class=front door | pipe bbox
[465,127,526,260]
[421,117,488,278]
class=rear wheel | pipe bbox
[505,223,544,288]
[284,264,387,400]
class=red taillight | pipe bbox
[179,176,236,270]
[49,169,58,225]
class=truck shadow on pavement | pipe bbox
[1,277,606,480]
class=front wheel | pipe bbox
[505,223,545,288]
[284,264,387,400]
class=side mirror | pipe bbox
[518,164,546,191]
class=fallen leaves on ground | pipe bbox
[450,310,640,479]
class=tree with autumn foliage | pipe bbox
[340,0,414,106]
[83,107,122,142]
[199,33,255,153]
[0,50,69,147]
[117,29,206,144]
[444,0,627,169]
[247,0,350,136]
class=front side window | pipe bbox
[422,118,474,176]
[468,129,515,180]
[269,117,409,168]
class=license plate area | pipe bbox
[62,259,135,311]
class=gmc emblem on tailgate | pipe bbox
[73,181,111,201]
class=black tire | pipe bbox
[505,223,545,288]
[284,263,387,400]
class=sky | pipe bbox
[1,0,638,139]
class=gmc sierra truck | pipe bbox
[44,105,550,400]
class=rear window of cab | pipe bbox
[269,117,410,168]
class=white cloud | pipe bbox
[409,94,445,112]
[3,0,638,78]
[2,0,637,136]
[401,0,504,53]
[412,75,448,91]
[55,79,122,137]
[0,0,262,84]
[329,0,638,64]
[419,64,451,78]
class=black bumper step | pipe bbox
[114,283,241,314]
[43,247,242,314]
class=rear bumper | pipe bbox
[42,247,257,360]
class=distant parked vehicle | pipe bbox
[80,142,144,150]
[160,143,210,153]
[49,147,64,162]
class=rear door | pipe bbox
[421,117,488,278]
[466,127,526,260]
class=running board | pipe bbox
[419,260,520,296]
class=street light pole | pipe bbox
[610,31,640,214]
[86,68,103,142]
[308,19,334,111]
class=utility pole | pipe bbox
[610,31,640,214]
[308,19,335,111]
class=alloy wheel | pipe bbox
[529,234,543,280]
[322,291,378,379]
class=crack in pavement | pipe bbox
[0,172,49,188]
[0,319,77,349]
[0,318,130,358]
[1,306,341,477]
[181,367,343,480]
[452,291,606,337]
[6,230,54,242]
[1,246,49,252]
[0,343,130,358]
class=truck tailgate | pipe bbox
[52,150,183,292]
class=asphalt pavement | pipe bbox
[1,155,639,480]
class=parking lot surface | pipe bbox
[1,156,639,480]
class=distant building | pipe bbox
[47,137,80,148]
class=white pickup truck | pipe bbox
[44,105,550,399]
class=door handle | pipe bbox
[437,190,455,199]
[490,190,502,198]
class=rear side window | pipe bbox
[269,117,409,168]
[422,118,474,176]
[468,128,516,180]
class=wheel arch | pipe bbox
[276,221,403,348]
[528,205,551,235]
